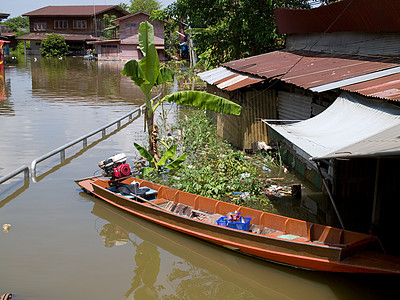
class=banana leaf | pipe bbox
[134,143,154,163]
[166,153,188,170]
[162,91,242,115]
[156,144,177,167]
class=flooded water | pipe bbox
[0,57,398,299]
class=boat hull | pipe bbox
[76,176,400,274]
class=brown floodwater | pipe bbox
[0,56,398,300]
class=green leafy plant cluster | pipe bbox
[143,109,268,208]
[134,142,187,176]
[40,33,69,58]
[122,21,241,161]
[161,0,312,68]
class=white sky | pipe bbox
[2,0,176,18]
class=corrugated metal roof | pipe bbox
[223,50,400,88]
[198,67,263,91]
[23,5,128,17]
[198,50,400,101]
[342,73,400,101]
[274,0,400,34]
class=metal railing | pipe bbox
[0,165,30,185]
[31,104,145,177]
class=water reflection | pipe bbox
[0,177,29,208]
[0,56,148,174]
[30,57,143,106]
[90,197,400,300]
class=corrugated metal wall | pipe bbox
[208,85,277,150]
[241,89,277,150]
[286,32,400,57]
[278,91,312,120]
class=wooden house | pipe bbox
[89,12,167,62]
[18,5,128,55]
[198,0,400,255]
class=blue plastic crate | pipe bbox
[217,216,252,231]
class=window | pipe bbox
[126,23,136,28]
[54,20,68,29]
[33,23,46,31]
[73,20,87,29]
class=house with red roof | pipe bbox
[18,5,129,55]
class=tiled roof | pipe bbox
[199,50,400,101]
[23,5,128,17]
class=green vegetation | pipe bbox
[141,109,277,210]
[134,142,187,176]
[121,21,242,161]
[102,14,117,39]
[159,0,311,68]
[40,34,69,58]
[119,0,161,14]
[1,16,29,37]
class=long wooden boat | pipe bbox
[76,176,400,273]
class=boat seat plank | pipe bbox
[261,213,287,232]
[312,224,344,245]
[176,191,198,207]
[152,198,170,206]
[158,186,179,202]
[195,196,218,213]
[284,219,309,240]
[237,206,262,226]
[139,179,162,191]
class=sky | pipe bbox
[2,0,176,18]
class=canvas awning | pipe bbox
[265,92,400,162]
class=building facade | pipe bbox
[91,12,167,62]
[18,5,128,55]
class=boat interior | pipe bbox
[92,177,374,248]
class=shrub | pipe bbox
[40,33,69,58]
[142,108,270,208]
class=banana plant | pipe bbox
[134,142,187,176]
[121,21,242,162]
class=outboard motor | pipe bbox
[98,153,131,179]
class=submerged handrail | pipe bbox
[31,103,146,177]
[0,165,30,185]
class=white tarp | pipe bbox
[266,92,400,161]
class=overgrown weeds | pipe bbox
[141,108,281,211]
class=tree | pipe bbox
[40,34,69,58]
[121,21,242,161]
[103,14,117,39]
[1,16,29,37]
[119,0,162,14]
[161,0,311,68]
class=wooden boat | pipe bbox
[76,176,400,273]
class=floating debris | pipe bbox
[2,224,11,233]
[265,185,291,198]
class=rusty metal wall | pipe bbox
[207,85,277,150]
[241,89,277,150]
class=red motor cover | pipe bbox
[113,164,131,178]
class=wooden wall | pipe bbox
[119,14,164,44]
